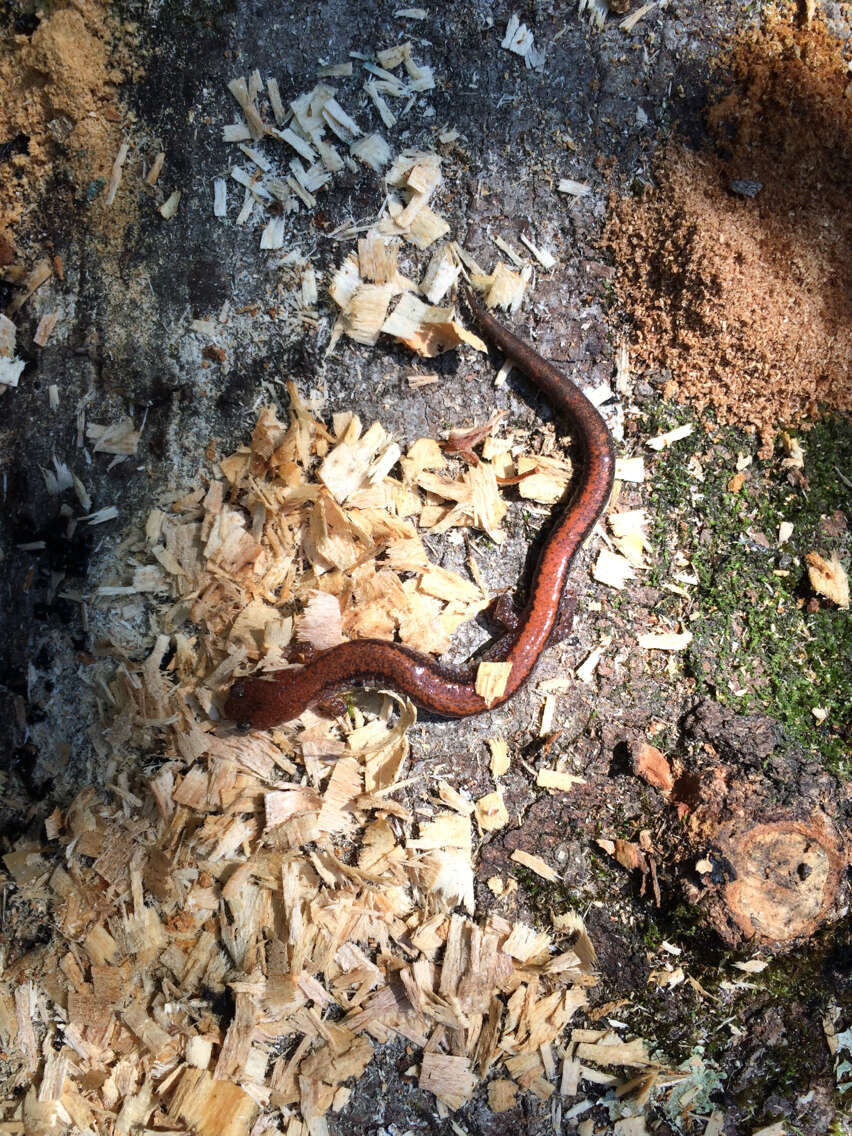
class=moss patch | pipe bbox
[646,409,850,776]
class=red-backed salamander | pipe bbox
[224,284,615,730]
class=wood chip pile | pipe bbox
[215,54,533,356]
[0,395,614,1134]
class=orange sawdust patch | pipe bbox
[0,0,141,248]
[605,4,852,454]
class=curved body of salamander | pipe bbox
[225,286,615,729]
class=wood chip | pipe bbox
[382,293,486,356]
[145,150,166,185]
[637,630,693,651]
[502,921,551,964]
[421,244,460,303]
[317,756,362,833]
[574,1035,653,1067]
[614,455,645,483]
[0,314,15,359]
[593,548,636,590]
[488,737,510,778]
[87,418,140,455]
[7,258,51,315]
[169,1068,259,1136]
[608,509,649,567]
[351,132,392,171]
[620,0,658,30]
[805,551,849,608]
[474,661,512,707]
[510,850,559,882]
[537,769,586,792]
[419,1053,477,1110]
[557,178,591,197]
[520,233,556,269]
[33,311,59,347]
[437,780,475,816]
[471,261,529,311]
[575,645,604,684]
[159,190,182,219]
[646,423,694,450]
[475,789,509,832]
[227,75,264,138]
[105,141,129,205]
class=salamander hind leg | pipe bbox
[548,590,578,645]
[488,592,522,634]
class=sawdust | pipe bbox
[0,0,141,250]
[605,4,852,453]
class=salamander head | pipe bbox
[223,672,310,731]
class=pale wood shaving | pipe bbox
[105,140,129,205]
[228,75,265,138]
[419,1053,477,1110]
[608,509,650,568]
[437,780,475,816]
[382,293,487,357]
[7,257,52,315]
[33,311,59,347]
[87,418,140,455]
[0,314,15,358]
[637,630,693,651]
[421,244,461,303]
[614,455,645,483]
[159,190,182,219]
[646,423,694,451]
[340,282,395,345]
[474,661,513,707]
[593,548,636,590]
[471,261,529,311]
[510,849,559,882]
[557,178,591,197]
[620,0,658,31]
[516,454,572,505]
[576,644,605,684]
[145,150,166,185]
[537,769,586,792]
[806,551,849,608]
[474,789,509,832]
[487,738,510,779]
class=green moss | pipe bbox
[512,865,581,922]
[647,410,851,776]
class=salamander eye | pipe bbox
[231,681,246,699]
[237,719,252,734]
